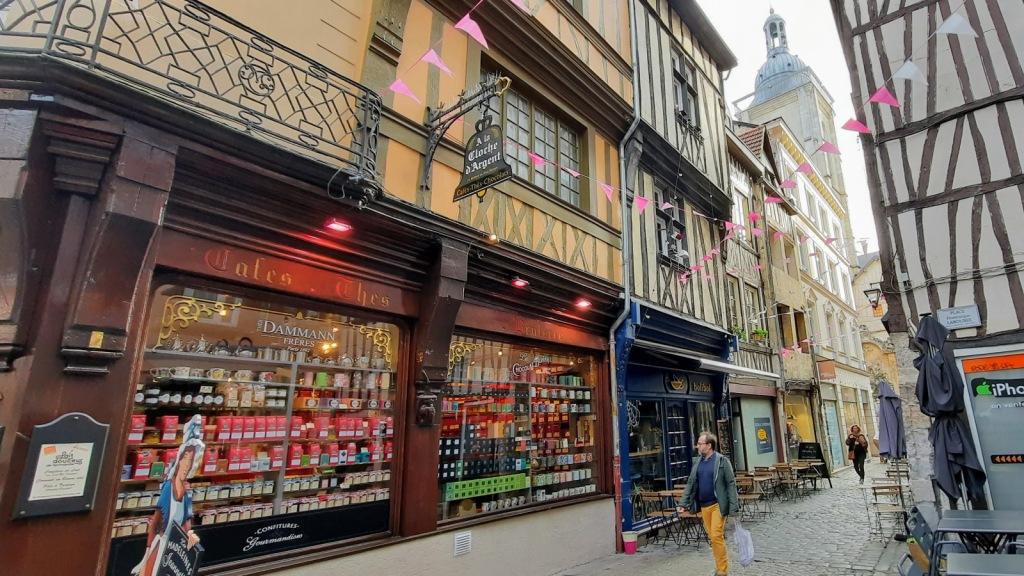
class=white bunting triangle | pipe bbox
[937,13,977,37]
[892,59,926,84]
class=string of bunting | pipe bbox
[837,1,974,137]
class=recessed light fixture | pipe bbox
[326,218,352,233]
[511,276,530,289]
[487,233,499,243]
[574,298,592,310]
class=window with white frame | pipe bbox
[727,277,743,336]
[672,51,701,129]
[655,181,686,259]
[828,261,838,294]
[744,285,764,339]
[825,310,836,349]
[731,191,750,241]
[496,88,583,207]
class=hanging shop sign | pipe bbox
[666,373,688,392]
[14,412,109,519]
[454,114,512,202]
[937,304,982,330]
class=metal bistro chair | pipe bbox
[737,476,770,521]
[775,463,806,501]
[869,484,908,542]
[637,491,683,546]
[662,489,707,549]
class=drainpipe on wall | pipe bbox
[608,0,644,553]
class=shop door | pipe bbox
[823,402,846,468]
[665,402,691,487]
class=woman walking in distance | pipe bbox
[846,425,869,484]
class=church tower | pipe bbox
[739,9,846,196]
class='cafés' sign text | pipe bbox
[454,115,512,202]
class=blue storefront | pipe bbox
[614,302,775,530]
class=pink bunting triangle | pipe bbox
[817,141,840,154]
[724,221,737,231]
[780,348,793,359]
[937,13,976,37]
[709,248,720,256]
[564,167,581,178]
[751,227,763,237]
[455,14,488,49]
[780,179,796,189]
[389,78,421,104]
[796,162,813,174]
[765,195,784,203]
[635,196,650,213]
[772,230,784,241]
[660,201,673,210]
[754,263,764,271]
[600,183,614,202]
[869,87,900,107]
[701,254,713,263]
[528,151,546,168]
[841,118,871,134]
[825,237,837,245]
[748,211,761,222]
[679,273,689,286]
[420,49,453,76]
[691,264,703,272]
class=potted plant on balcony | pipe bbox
[731,326,748,342]
[751,328,769,345]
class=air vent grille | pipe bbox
[453,531,472,557]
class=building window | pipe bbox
[825,310,836,349]
[440,336,600,520]
[672,51,700,129]
[727,277,743,336]
[497,88,583,207]
[828,261,838,293]
[838,317,848,354]
[110,284,402,559]
[731,191,750,242]
[655,181,686,260]
[819,205,829,233]
[744,285,764,340]
[799,239,810,270]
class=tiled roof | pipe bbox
[738,126,764,157]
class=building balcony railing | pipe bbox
[0,0,381,196]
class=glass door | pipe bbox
[626,400,666,492]
[665,402,691,488]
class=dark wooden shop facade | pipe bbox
[0,13,620,576]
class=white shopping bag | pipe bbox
[732,519,755,567]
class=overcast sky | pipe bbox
[697,0,879,253]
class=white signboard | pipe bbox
[28,443,93,501]
[937,305,982,330]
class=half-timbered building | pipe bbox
[832,0,1024,508]
[722,128,786,471]
[0,1,633,573]
[613,0,778,532]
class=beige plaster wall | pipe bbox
[274,498,615,576]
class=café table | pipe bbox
[945,553,1024,576]
[929,510,1024,576]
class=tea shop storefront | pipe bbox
[0,113,620,576]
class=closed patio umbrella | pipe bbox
[876,380,906,459]
[914,315,986,504]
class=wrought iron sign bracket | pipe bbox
[420,75,510,193]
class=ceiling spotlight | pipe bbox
[487,233,499,243]
[511,276,530,289]
[326,218,352,233]
[574,298,592,310]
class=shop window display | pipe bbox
[109,284,399,569]
[438,337,598,521]
[627,400,666,492]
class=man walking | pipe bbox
[682,432,739,576]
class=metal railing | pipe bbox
[0,0,381,187]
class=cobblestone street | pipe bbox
[554,461,903,576]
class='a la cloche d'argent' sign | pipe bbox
[454,114,512,202]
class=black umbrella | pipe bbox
[876,380,906,459]
[914,315,986,504]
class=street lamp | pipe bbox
[863,286,882,309]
